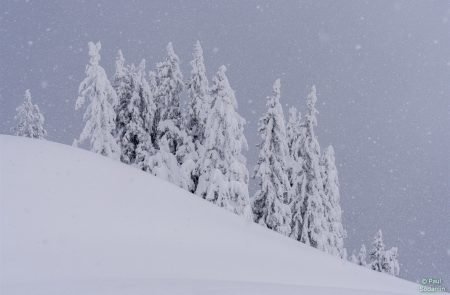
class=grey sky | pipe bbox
[1,0,449,284]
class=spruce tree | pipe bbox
[74,41,119,159]
[298,85,327,250]
[196,65,251,218]
[14,89,47,139]
[252,79,291,235]
[321,145,346,257]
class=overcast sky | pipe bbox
[1,0,449,283]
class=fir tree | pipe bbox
[114,57,155,169]
[357,244,368,266]
[149,43,196,190]
[74,41,119,159]
[252,79,291,235]
[369,230,400,276]
[384,247,400,276]
[113,50,135,164]
[298,85,327,250]
[369,229,386,272]
[186,41,210,192]
[196,65,251,218]
[153,42,184,140]
[14,89,47,139]
[321,145,346,257]
[186,40,210,145]
[286,106,306,240]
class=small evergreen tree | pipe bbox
[298,85,327,250]
[196,65,251,218]
[384,247,400,276]
[321,145,346,257]
[357,244,368,266]
[74,41,119,159]
[252,79,291,235]
[369,229,386,272]
[14,89,47,139]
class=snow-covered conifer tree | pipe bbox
[113,50,134,163]
[321,145,346,257]
[14,89,47,139]
[369,230,386,272]
[196,65,251,218]
[115,58,155,169]
[153,42,184,138]
[369,230,400,276]
[186,41,210,192]
[186,40,210,145]
[252,79,291,235]
[149,43,196,190]
[357,244,368,266]
[297,85,327,250]
[74,41,119,159]
[384,247,400,276]
[286,107,306,240]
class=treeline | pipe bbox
[11,40,399,277]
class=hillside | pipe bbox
[0,135,424,294]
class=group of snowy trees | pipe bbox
[253,80,346,258]
[12,40,399,277]
[73,40,251,217]
[350,229,400,276]
[71,40,345,256]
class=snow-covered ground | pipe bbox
[0,136,431,294]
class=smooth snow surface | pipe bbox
[0,136,428,294]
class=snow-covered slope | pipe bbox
[0,135,423,294]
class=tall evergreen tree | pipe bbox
[14,89,47,139]
[286,106,307,240]
[114,56,155,169]
[252,79,291,235]
[196,65,251,218]
[113,50,134,164]
[297,85,327,250]
[149,43,195,190]
[74,41,119,159]
[321,145,346,257]
[153,42,184,141]
[186,40,210,145]
[186,41,210,192]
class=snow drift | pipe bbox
[0,135,424,294]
